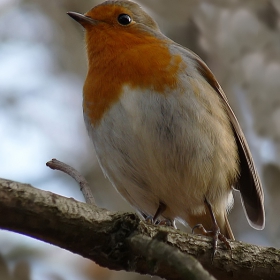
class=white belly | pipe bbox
[85,85,238,221]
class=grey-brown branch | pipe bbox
[0,178,279,280]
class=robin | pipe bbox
[67,0,265,254]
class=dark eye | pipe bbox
[118,14,132,25]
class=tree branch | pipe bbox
[0,178,279,280]
[128,233,216,280]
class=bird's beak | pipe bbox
[67,12,98,27]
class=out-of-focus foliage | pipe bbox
[0,0,279,279]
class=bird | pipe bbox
[67,0,265,253]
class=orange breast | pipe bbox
[83,19,184,125]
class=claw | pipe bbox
[145,215,154,224]
[158,219,176,228]
[192,223,207,234]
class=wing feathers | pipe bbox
[194,55,265,229]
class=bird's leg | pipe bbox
[192,198,231,260]
[153,201,167,223]
[145,202,167,224]
[145,202,176,227]
[153,202,166,224]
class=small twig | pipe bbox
[46,159,96,205]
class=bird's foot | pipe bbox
[192,198,231,260]
[144,202,176,228]
[192,223,231,261]
[158,219,176,228]
[145,215,155,224]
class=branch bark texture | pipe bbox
[0,178,279,280]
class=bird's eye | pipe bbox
[118,14,132,25]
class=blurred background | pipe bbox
[0,0,280,279]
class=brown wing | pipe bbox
[192,54,265,230]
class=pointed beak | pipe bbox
[67,12,98,27]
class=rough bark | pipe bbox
[0,178,279,280]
